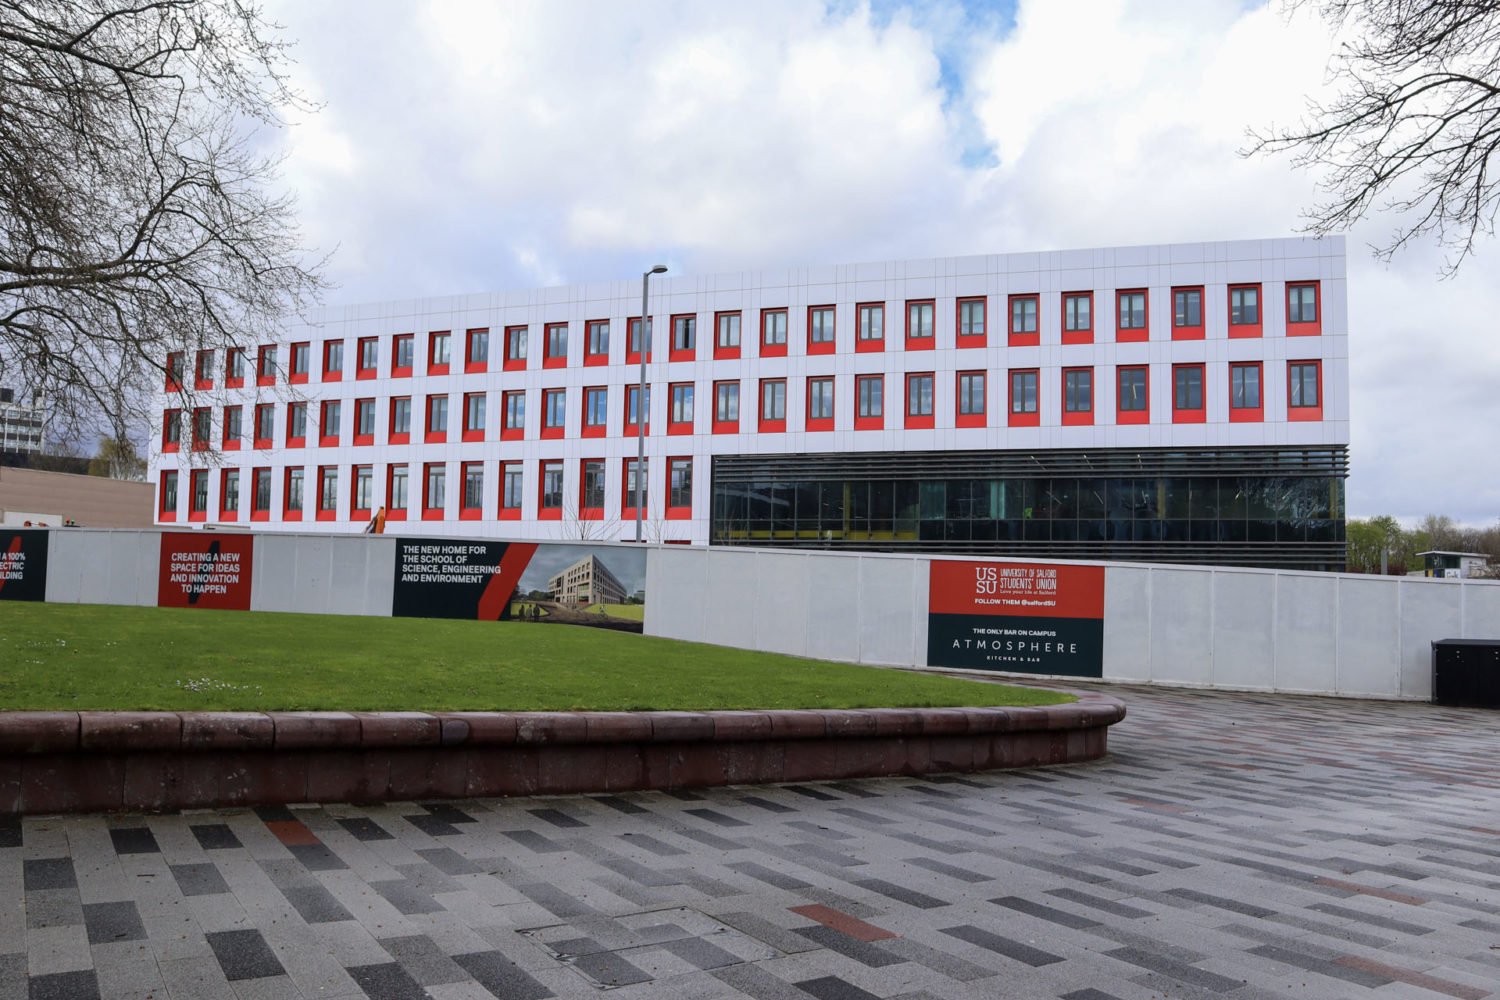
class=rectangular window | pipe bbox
[319,401,341,446]
[353,465,373,514]
[1230,362,1263,422]
[466,328,489,370]
[668,457,692,514]
[1009,369,1039,426]
[760,379,786,427]
[625,385,649,431]
[1287,282,1321,335]
[627,317,653,359]
[585,320,609,364]
[905,373,934,428]
[505,325,528,368]
[502,391,525,438]
[461,462,483,518]
[501,463,523,514]
[388,464,408,516]
[426,395,448,440]
[463,392,486,441]
[715,312,740,358]
[581,459,606,512]
[957,371,985,423]
[358,337,378,377]
[195,349,214,388]
[760,309,788,358]
[713,380,739,431]
[671,315,696,359]
[1288,360,1322,420]
[1173,363,1205,422]
[318,466,338,518]
[544,323,567,367]
[1173,287,1204,339]
[390,396,411,442]
[1063,367,1093,425]
[807,376,834,428]
[163,409,181,451]
[583,386,608,436]
[225,347,246,386]
[542,388,566,437]
[161,470,179,516]
[1063,292,1092,344]
[223,405,242,449]
[808,305,836,354]
[540,460,563,516]
[428,331,451,373]
[285,467,304,515]
[856,303,883,353]
[1117,366,1149,424]
[355,398,375,442]
[287,402,307,445]
[392,334,414,374]
[1009,294,1039,346]
[624,458,648,514]
[669,382,694,432]
[252,468,271,516]
[257,345,277,385]
[855,374,883,428]
[166,352,184,391]
[290,342,310,382]
[192,408,211,450]
[1229,284,1262,337]
[957,297,986,346]
[323,340,343,380]
[1117,290,1148,341]
[190,469,209,519]
[906,300,934,349]
[254,403,274,447]
[424,463,446,518]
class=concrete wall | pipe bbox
[19,528,1500,701]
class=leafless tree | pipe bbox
[1248,0,1500,273]
[0,0,327,446]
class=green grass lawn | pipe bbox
[584,602,645,621]
[0,603,1072,712]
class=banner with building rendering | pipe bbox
[391,540,646,631]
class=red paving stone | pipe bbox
[1314,876,1429,906]
[789,904,898,942]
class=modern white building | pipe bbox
[0,389,46,456]
[152,237,1349,569]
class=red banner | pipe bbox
[929,560,1104,620]
[158,533,254,610]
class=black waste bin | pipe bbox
[1433,638,1500,707]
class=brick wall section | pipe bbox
[0,694,1125,814]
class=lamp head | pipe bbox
[648,264,667,275]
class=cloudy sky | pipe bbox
[259,0,1500,525]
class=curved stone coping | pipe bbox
[0,694,1124,755]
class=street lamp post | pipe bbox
[636,264,667,543]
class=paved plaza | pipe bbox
[4,683,1499,1000]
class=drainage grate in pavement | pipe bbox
[522,906,781,989]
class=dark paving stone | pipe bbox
[419,803,476,824]
[501,829,567,853]
[685,808,750,828]
[336,817,394,841]
[82,900,146,944]
[452,949,556,998]
[728,861,811,891]
[854,878,947,909]
[284,884,354,924]
[417,847,483,875]
[205,928,286,981]
[989,895,1100,929]
[1307,901,1434,935]
[189,823,241,850]
[793,926,903,968]
[0,816,20,850]
[1247,943,1393,987]
[401,814,460,837]
[22,859,75,891]
[795,976,880,1000]
[528,807,585,828]
[1105,946,1243,992]
[378,934,465,986]
[1045,888,1154,919]
[591,795,650,815]
[901,857,991,882]
[786,787,839,801]
[346,962,428,1000]
[287,842,348,871]
[514,882,593,918]
[108,827,159,855]
[660,934,742,970]
[739,796,798,814]
[27,969,99,1000]
[619,833,687,856]
[941,924,1063,967]
[1163,887,1274,918]
[1062,991,1126,1000]
[370,880,443,916]
[170,862,230,897]
[253,805,296,822]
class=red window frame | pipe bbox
[356,337,378,380]
[162,409,182,453]
[256,345,276,386]
[905,300,935,351]
[956,297,986,349]
[713,311,741,361]
[1116,366,1150,425]
[289,342,310,384]
[286,402,307,448]
[166,352,185,392]
[1008,294,1039,347]
[1172,286,1205,340]
[462,391,485,443]
[807,305,836,356]
[712,380,740,434]
[225,347,245,389]
[544,322,568,369]
[669,314,697,363]
[1287,281,1322,336]
[955,371,985,428]
[758,378,787,432]
[421,462,445,521]
[350,464,373,522]
[252,403,274,449]
[904,372,934,429]
[283,467,303,522]
[806,376,834,431]
[1061,292,1093,345]
[388,395,411,445]
[391,334,414,377]
[158,470,178,521]
[498,461,522,521]
[427,331,451,376]
[668,381,694,435]
[1061,367,1094,426]
[460,461,484,521]
[854,374,884,431]
[318,400,340,447]
[1228,283,1263,339]
[222,405,241,451]
[584,320,610,366]
[194,349,214,390]
[505,325,529,371]
[578,458,605,521]
[623,385,648,437]
[502,390,525,441]
[322,340,343,381]
[1229,362,1264,423]
[622,458,647,520]
[541,388,566,440]
[538,459,563,521]
[424,394,448,444]
[1116,289,1149,343]
[1008,368,1040,427]
[855,302,884,354]
[1287,359,1324,421]
[250,467,271,522]
[666,456,692,520]
[353,398,375,446]
[385,463,408,522]
[188,469,209,522]
[465,328,489,373]
[1172,363,1206,423]
[760,309,788,358]
[582,386,608,438]
[626,317,652,364]
[316,465,338,522]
